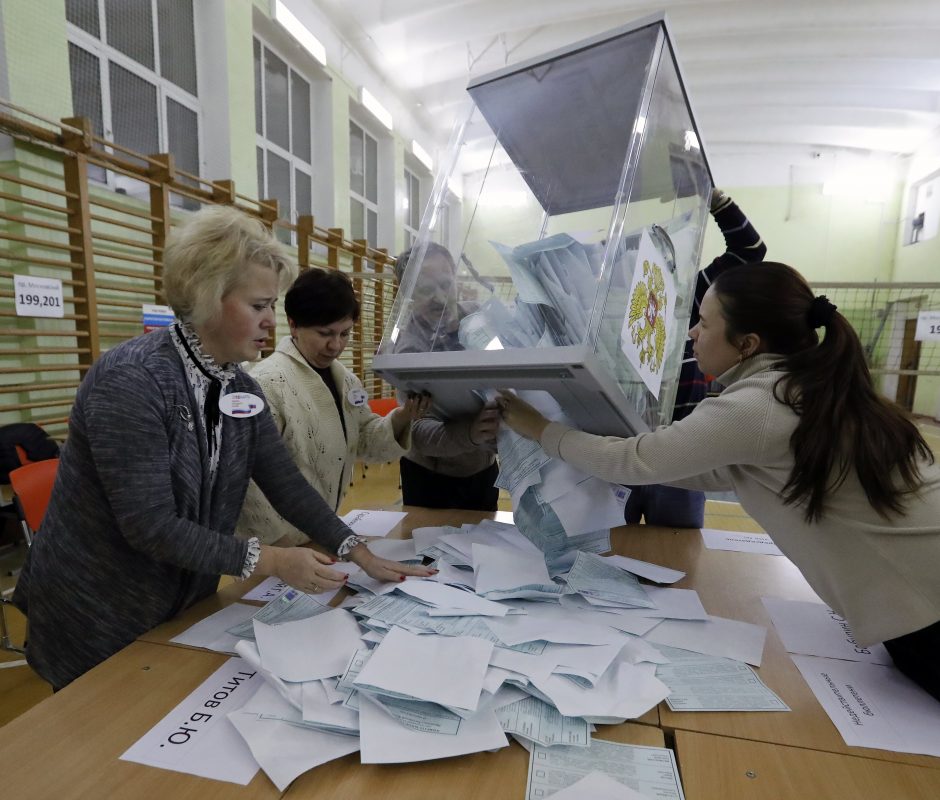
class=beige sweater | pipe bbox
[541,353,940,647]
[237,336,410,546]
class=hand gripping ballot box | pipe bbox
[374,13,713,437]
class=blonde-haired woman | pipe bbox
[14,205,431,691]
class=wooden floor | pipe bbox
[2,418,939,730]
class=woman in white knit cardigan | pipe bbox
[499,262,940,702]
[237,268,429,546]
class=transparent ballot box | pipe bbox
[374,13,713,436]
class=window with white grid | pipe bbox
[253,36,313,244]
[349,120,379,248]
[65,0,201,205]
[907,169,940,246]
[403,167,422,249]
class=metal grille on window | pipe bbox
[291,72,311,163]
[167,97,200,209]
[350,122,365,196]
[295,169,312,218]
[67,42,107,182]
[365,135,378,204]
[268,151,292,244]
[253,39,263,135]
[350,199,365,241]
[108,62,159,157]
[66,0,100,37]
[105,0,155,70]
[264,49,290,151]
[157,0,198,95]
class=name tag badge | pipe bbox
[347,388,368,407]
[219,392,265,418]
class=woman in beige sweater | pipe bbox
[499,262,940,702]
[237,268,429,546]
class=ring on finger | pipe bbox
[311,583,320,593]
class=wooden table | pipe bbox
[674,730,940,800]
[4,506,938,797]
[606,525,940,770]
[1,641,280,798]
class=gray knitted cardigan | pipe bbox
[14,327,354,689]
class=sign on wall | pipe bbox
[914,310,940,342]
[14,275,64,318]
[143,303,175,332]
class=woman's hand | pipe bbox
[346,542,437,582]
[496,391,550,441]
[469,402,500,446]
[256,545,349,594]
[390,392,433,439]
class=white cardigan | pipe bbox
[236,336,409,546]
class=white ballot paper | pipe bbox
[497,695,590,747]
[366,537,417,561]
[121,656,262,784]
[241,576,343,604]
[644,614,767,667]
[341,508,408,537]
[530,662,670,720]
[171,602,258,654]
[227,589,332,640]
[254,607,363,683]
[654,645,789,712]
[396,579,508,617]
[358,692,508,764]
[600,554,685,584]
[547,772,648,800]
[761,597,892,664]
[229,681,360,791]
[565,551,655,608]
[354,626,493,712]
[791,655,940,757]
[525,739,685,800]
[701,528,783,556]
[472,541,554,596]
[241,576,292,602]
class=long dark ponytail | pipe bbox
[713,263,933,522]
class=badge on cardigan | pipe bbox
[347,388,368,407]
[219,392,264,418]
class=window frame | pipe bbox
[253,35,314,240]
[349,118,380,249]
[65,0,203,201]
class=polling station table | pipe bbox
[3,507,939,799]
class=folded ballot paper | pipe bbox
[495,389,629,570]
[158,514,780,789]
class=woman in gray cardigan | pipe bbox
[13,206,432,690]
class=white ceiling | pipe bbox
[313,0,940,168]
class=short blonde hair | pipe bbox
[163,206,298,325]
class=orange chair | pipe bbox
[368,397,399,417]
[359,397,400,481]
[9,458,59,548]
[1,458,58,655]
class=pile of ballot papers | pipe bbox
[212,518,784,790]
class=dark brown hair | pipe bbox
[713,262,933,521]
[284,267,360,327]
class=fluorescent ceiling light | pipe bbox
[411,140,433,171]
[360,87,393,131]
[273,1,326,66]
